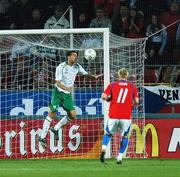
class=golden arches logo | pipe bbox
[129,123,159,157]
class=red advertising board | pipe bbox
[110,119,180,158]
[0,118,180,159]
[145,119,180,158]
[0,119,103,159]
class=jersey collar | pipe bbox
[119,79,127,82]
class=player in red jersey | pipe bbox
[100,68,139,164]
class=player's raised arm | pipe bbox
[85,73,103,79]
[77,62,103,79]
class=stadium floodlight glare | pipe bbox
[0,28,146,159]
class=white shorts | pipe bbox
[105,118,131,136]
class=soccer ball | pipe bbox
[84,49,96,61]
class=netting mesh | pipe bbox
[0,30,146,159]
[109,33,146,158]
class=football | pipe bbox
[84,49,96,60]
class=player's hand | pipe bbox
[95,74,103,79]
[101,93,108,100]
[106,95,112,102]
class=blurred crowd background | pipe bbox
[0,0,180,89]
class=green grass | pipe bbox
[0,159,180,177]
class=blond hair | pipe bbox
[118,68,129,79]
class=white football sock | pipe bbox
[117,153,123,161]
[41,116,52,139]
[102,145,107,152]
[54,116,70,131]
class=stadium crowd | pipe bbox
[0,0,180,89]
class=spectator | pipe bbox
[0,0,10,29]
[0,0,10,14]
[166,0,180,10]
[173,21,180,64]
[8,0,33,29]
[74,12,90,28]
[94,0,119,18]
[44,5,69,29]
[176,22,180,49]
[127,6,144,38]
[72,0,94,21]
[12,54,31,89]
[31,58,51,89]
[89,7,112,32]
[158,66,173,84]
[136,0,166,18]
[23,9,44,29]
[11,41,31,60]
[0,53,12,89]
[129,0,138,8]
[146,12,167,64]
[175,68,180,86]
[31,0,62,19]
[10,41,32,89]
[144,67,159,83]
[112,3,129,37]
[162,1,180,55]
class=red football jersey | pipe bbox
[104,80,139,119]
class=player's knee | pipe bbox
[48,112,56,119]
[68,110,76,120]
[123,133,129,138]
[69,115,76,120]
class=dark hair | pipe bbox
[66,50,78,58]
[151,12,161,28]
[129,6,137,10]
[54,5,63,12]
[120,2,128,7]
[95,6,105,13]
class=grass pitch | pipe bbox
[0,158,179,177]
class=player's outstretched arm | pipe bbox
[85,73,103,80]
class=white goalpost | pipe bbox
[0,28,146,159]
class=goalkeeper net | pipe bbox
[0,29,146,159]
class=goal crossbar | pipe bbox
[0,28,109,35]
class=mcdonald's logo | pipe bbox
[129,123,159,157]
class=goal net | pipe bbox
[0,29,146,159]
[109,33,146,158]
